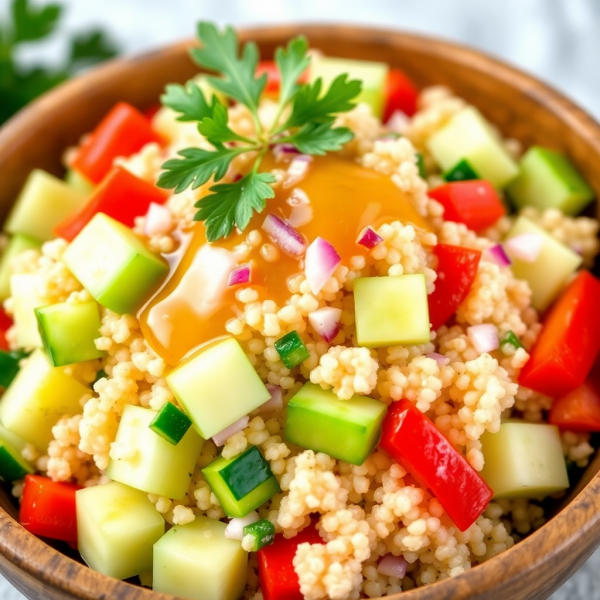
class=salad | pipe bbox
[0,21,599,600]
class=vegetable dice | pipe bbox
[0,349,27,389]
[0,426,34,482]
[243,519,276,552]
[443,158,480,182]
[0,233,42,300]
[274,330,310,368]
[149,401,193,445]
[10,273,45,347]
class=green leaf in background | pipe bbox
[68,29,119,68]
[11,0,62,43]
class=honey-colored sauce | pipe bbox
[140,153,429,365]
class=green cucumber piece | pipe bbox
[427,107,519,188]
[166,338,270,439]
[243,518,275,551]
[443,158,480,182]
[354,274,430,348]
[500,330,523,354]
[0,233,42,301]
[5,170,86,241]
[507,146,594,215]
[0,349,28,389]
[202,446,280,518]
[480,422,568,498]
[10,273,45,347]
[77,481,165,580]
[309,57,388,119]
[274,330,309,368]
[35,300,104,367]
[65,168,94,195]
[106,404,203,499]
[153,516,247,600]
[149,402,192,445]
[285,382,387,465]
[0,427,34,482]
[504,216,582,312]
[63,213,168,315]
[0,349,89,450]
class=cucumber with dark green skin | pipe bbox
[149,402,192,445]
[0,425,34,482]
[0,349,28,389]
[443,158,480,182]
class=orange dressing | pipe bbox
[140,153,429,365]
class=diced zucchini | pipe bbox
[4,170,86,240]
[63,213,168,315]
[106,404,203,499]
[427,107,519,188]
[65,169,94,195]
[354,274,430,348]
[166,338,270,439]
[153,516,247,600]
[202,446,280,518]
[35,300,104,367]
[507,146,594,215]
[504,216,582,312]
[0,233,42,300]
[0,349,88,450]
[10,273,45,347]
[149,402,192,445]
[274,330,309,368]
[480,422,569,498]
[0,426,34,482]
[310,57,389,119]
[0,349,28,389]
[285,382,387,465]
[243,519,276,552]
[500,330,523,355]
[443,158,480,182]
[77,481,165,580]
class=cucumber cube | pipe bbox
[65,169,94,195]
[0,349,27,389]
[106,404,203,499]
[10,273,45,347]
[77,481,165,580]
[149,402,193,445]
[504,216,582,312]
[0,233,42,300]
[243,518,275,551]
[480,422,568,498]
[4,170,86,241]
[36,300,104,367]
[63,213,168,315]
[285,382,387,465]
[354,274,430,348]
[274,330,309,368]
[202,446,280,518]
[443,158,480,182]
[0,427,34,482]
[427,107,519,188]
[310,57,389,119]
[166,338,270,439]
[507,146,594,215]
[0,349,89,450]
[153,516,247,600]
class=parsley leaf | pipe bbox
[275,36,310,109]
[161,82,216,122]
[68,30,118,68]
[197,103,257,145]
[285,123,354,155]
[11,0,61,43]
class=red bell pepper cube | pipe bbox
[383,68,419,121]
[19,475,81,544]
[380,400,493,531]
[428,181,506,232]
[256,60,309,95]
[0,308,12,351]
[520,270,600,399]
[71,102,164,184]
[258,522,324,600]
[549,373,600,432]
[55,166,168,241]
[428,244,481,331]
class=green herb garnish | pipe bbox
[157,22,362,242]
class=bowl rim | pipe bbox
[1,23,600,600]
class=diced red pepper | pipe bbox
[0,308,12,351]
[428,181,505,232]
[55,166,168,241]
[144,104,161,121]
[383,68,419,121]
[19,475,81,544]
[71,102,164,184]
[520,271,600,399]
[258,522,324,600]
[380,400,493,531]
[428,244,481,331]
[549,373,600,432]
[256,60,309,95]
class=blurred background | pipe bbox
[0,0,599,598]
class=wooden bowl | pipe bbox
[1,24,600,600]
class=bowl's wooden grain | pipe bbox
[0,25,599,600]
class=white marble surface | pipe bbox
[1,1,600,598]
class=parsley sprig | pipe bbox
[157,22,362,242]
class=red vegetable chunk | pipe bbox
[257,60,308,95]
[519,271,600,398]
[19,475,81,544]
[428,244,481,331]
[71,102,164,184]
[549,374,600,432]
[383,68,419,121]
[428,181,505,231]
[55,166,168,241]
[380,400,493,532]
[258,522,324,600]
[0,307,12,351]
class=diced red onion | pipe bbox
[377,554,408,579]
[284,155,312,188]
[426,352,450,367]
[504,234,543,263]
[385,110,410,135]
[308,307,342,343]
[224,512,260,540]
[287,189,313,227]
[258,384,284,414]
[467,324,499,354]
[305,237,341,295]
[484,244,511,268]
[228,263,252,287]
[273,143,300,160]
[211,415,250,447]
[262,214,307,257]
[144,202,173,236]
[356,226,383,249]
